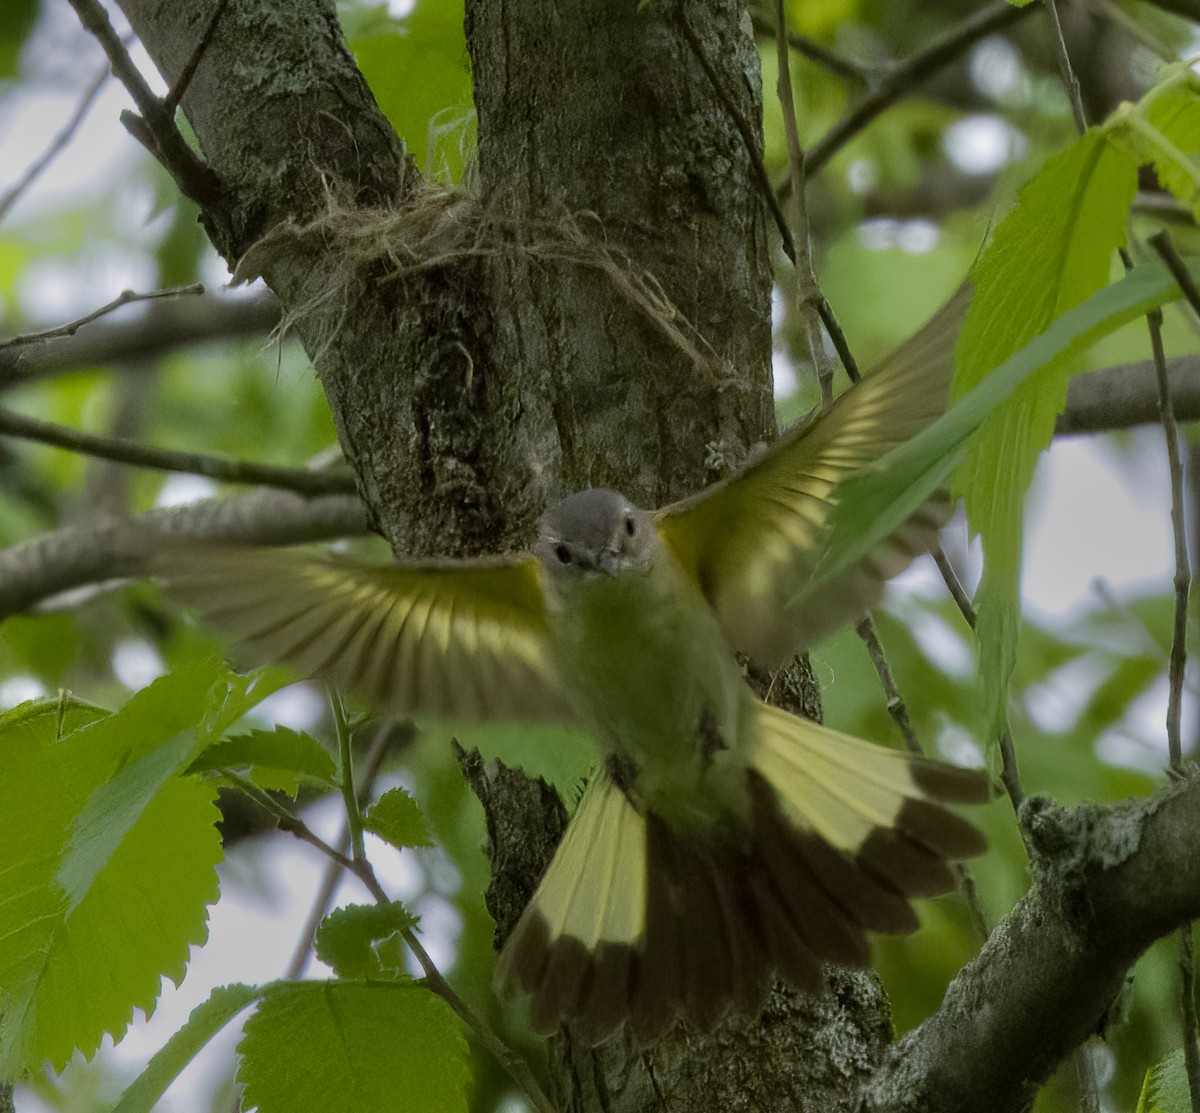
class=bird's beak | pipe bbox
[597,550,622,577]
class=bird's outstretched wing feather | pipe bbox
[656,287,968,665]
[154,545,571,723]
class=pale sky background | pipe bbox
[0,12,1184,1112]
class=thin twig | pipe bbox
[65,0,222,207]
[285,721,402,980]
[1,284,206,349]
[748,13,870,85]
[791,1,1033,185]
[815,296,860,383]
[221,769,359,868]
[0,405,357,496]
[331,689,368,865]
[933,546,976,624]
[1142,249,1193,772]
[855,614,991,942]
[227,738,558,1113]
[1046,0,1089,133]
[931,545,1027,811]
[773,0,834,404]
[1148,230,1200,1113]
[855,616,921,755]
[679,15,796,263]
[997,731,1025,811]
[0,64,110,225]
[163,0,233,114]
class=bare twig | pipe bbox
[855,613,991,942]
[1046,0,1089,133]
[0,488,368,619]
[773,0,834,404]
[855,616,921,756]
[0,63,110,225]
[0,405,356,495]
[748,13,870,85]
[65,0,222,207]
[815,296,861,384]
[791,1,1033,186]
[163,0,233,114]
[0,291,281,388]
[1,285,206,350]
[680,15,796,263]
[1148,230,1200,1113]
[930,544,1026,811]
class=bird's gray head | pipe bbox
[535,488,657,588]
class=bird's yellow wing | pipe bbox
[656,288,967,665]
[154,545,571,723]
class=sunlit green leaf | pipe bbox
[111,983,263,1113]
[1137,1047,1191,1113]
[237,981,470,1113]
[0,696,222,1077]
[364,786,433,850]
[811,258,1187,667]
[953,128,1137,748]
[188,725,336,795]
[315,902,418,979]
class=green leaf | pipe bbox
[364,786,433,850]
[111,983,264,1113]
[56,660,232,904]
[203,666,296,740]
[188,726,336,795]
[0,691,224,1077]
[952,128,1137,747]
[1108,74,1200,225]
[1137,1048,1192,1113]
[811,258,1189,631]
[315,902,418,979]
[237,982,470,1113]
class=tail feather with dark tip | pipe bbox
[495,703,990,1045]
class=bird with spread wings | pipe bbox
[155,289,988,1045]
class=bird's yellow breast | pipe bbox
[545,552,751,834]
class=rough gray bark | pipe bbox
[89,1,1200,1111]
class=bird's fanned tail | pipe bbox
[495,705,989,1046]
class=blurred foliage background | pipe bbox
[1,0,1198,1110]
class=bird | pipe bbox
[154,289,989,1046]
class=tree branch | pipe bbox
[1057,355,1200,434]
[794,1,1034,185]
[0,292,281,388]
[0,488,367,619]
[67,0,223,208]
[0,406,356,496]
[867,781,1200,1113]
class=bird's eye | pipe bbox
[624,515,636,537]
[554,543,571,564]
